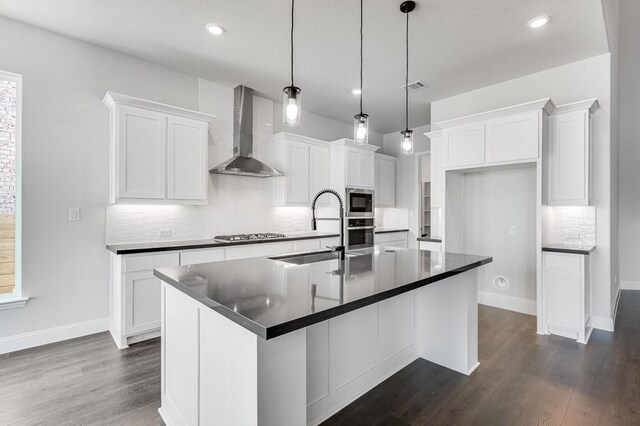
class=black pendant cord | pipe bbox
[290,0,295,88]
[359,0,363,115]
[405,10,409,131]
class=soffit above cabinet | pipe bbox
[103,92,215,123]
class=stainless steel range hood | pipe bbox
[209,85,283,178]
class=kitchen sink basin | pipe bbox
[270,250,361,265]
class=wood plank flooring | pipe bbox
[1,291,639,425]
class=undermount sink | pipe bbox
[270,250,360,265]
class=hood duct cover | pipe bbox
[209,85,283,177]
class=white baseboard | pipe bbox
[590,315,614,332]
[620,280,640,290]
[0,317,109,355]
[478,291,536,316]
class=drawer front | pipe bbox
[123,252,180,273]
[180,248,224,266]
[381,240,408,248]
[544,252,582,271]
[375,232,408,244]
[419,241,442,252]
[293,239,321,252]
[224,242,294,260]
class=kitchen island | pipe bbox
[154,246,491,425]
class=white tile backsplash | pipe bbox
[545,206,596,245]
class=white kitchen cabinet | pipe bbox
[419,240,442,252]
[485,111,539,164]
[442,122,485,168]
[310,145,331,206]
[375,154,396,207]
[543,251,592,344]
[329,139,378,191]
[166,116,209,202]
[104,92,214,205]
[110,236,338,349]
[548,99,599,206]
[273,133,330,206]
[345,147,375,188]
[124,270,162,336]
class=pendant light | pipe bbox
[400,1,415,155]
[283,0,302,127]
[353,0,369,144]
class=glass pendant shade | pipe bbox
[353,113,369,144]
[401,129,414,155]
[282,86,301,127]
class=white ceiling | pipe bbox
[0,0,609,133]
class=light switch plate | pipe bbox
[159,229,172,237]
[68,208,80,222]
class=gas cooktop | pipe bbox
[213,233,287,242]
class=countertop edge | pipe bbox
[375,229,409,234]
[417,237,443,243]
[542,245,595,255]
[154,254,493,340]
[107,233,341,255]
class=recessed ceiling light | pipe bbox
[351,88,362,95]
[206,23,225,35]
[527,15,550,29]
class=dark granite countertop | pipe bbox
[154,247,492,340]
[375,228,409,234]
[417,237,442,243]
[107,232,340,255]
[542,243,595,255]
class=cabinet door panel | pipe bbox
[118,106,166,199]
[310,146,330,206]
[377,158,396,206]
[550,111,589,205]
[345,148,360,187]
[167,116,208,201]
[125,270,161,335]
[485,111,539,163]
[443,123,485,168]
[545,268,581,331]
[286,142,310,204]
[358,151,375,188]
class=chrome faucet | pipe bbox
[311,189,345,260]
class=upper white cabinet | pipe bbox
[442,122,485,168]
[329,139,379,191]
[485,110,539,163]
[547,99,599,206]
[437,99,554,171]
[272,133,330,206]
[104,92,213,205]
[375,154,396,207]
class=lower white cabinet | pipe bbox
[543,251,591,344]
[109,236,340,349]
[375,231,408,248]
[419,240,442,252]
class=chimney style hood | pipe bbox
[209,85,283,178]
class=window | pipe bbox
[0,70,24,308]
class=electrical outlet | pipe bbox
[68,208,80,222]
[508,226,516,236]
[159,229,172,237]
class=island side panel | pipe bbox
[416,268,479,375]
[159,282,307,426]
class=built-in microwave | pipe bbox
[346,188,374,218]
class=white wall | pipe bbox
[0,17,358,344]
[463,167,537,307]
[431,54,614,323]
[618,1,640,289]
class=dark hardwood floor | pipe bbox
[1,291,639,425]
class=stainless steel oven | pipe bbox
[346,188,374,218]
[346,218,375,249]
